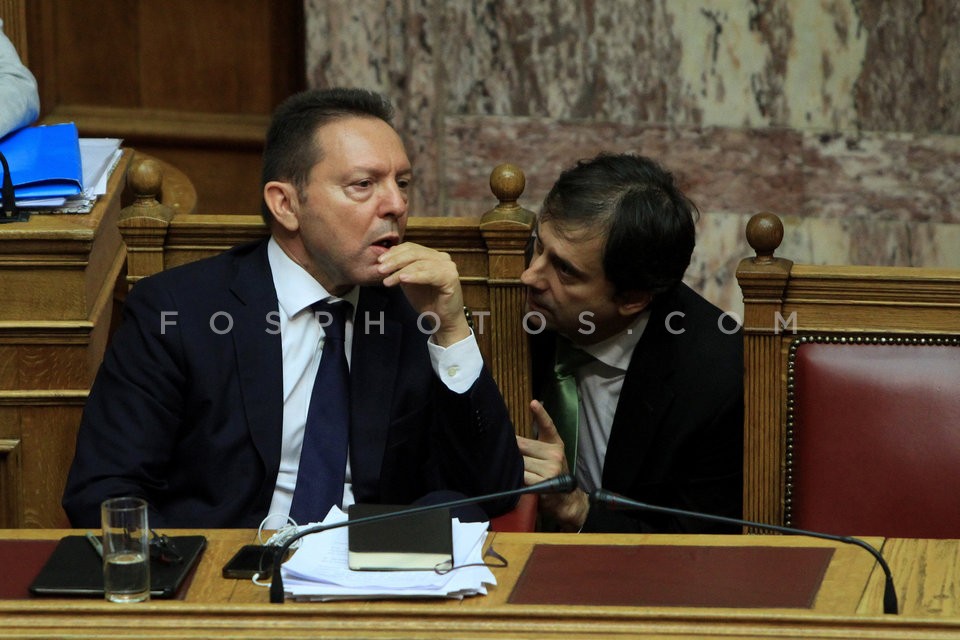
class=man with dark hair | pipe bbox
[517,153,743,533]
[63,88,522,528]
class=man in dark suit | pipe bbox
[63,89,522,528]
[517,153,743,533]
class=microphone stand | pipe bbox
[0,151,28,223]
[590,489,898,615]
[269,474,576,603]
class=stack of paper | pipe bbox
[279,507,496,602]
[25,138,123,214]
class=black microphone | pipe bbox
[1,151,26,223]
[269,474,575,603]
[590,488,898,615]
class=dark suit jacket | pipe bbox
[532,283,743,533]
[63,240,522,528]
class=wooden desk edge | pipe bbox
[2,530,957,639]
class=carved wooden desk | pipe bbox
[2,529,959,639]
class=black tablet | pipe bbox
[29,535,206,599]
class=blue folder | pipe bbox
[0,123,83,203]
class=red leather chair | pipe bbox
[490,494,538,532]
[788,337,960,538]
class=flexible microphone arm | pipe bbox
[269,474,576,603]
[590,489,898,615]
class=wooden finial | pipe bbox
[746,212,784,264]
[481,163,533,226]
[129,157,163,197]
[119,157,174,223]
[491,163,525,205]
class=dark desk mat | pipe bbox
[1,540,59,599]
[508,544,835,609]
[1,537,204,601]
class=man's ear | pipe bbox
[263,181,301,232]
[616,289,653,317]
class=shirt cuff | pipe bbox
[428,330,483,394]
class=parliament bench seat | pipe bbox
[736,212,960,537]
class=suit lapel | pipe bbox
[602,295,678,491]
[348,287,402,501]
[228,242,284,496]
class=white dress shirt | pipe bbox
[264,237,483,527]
[572,311,650,493]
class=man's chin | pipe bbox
[360,274,388,288]
[523,304,551,331]
[352,262,388,287]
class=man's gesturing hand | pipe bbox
[516,400,589,531]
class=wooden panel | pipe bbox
[0,151,197,529]
[139,0,277,113]
[0,438,21,527]
[0,340,91,391]
[25,0,304,216]
[129,144,265,215]
[0,0,28,58]
[41,105,268,146]
[28,0,302,114]
[39,0,140,107]
[741,333,786,529]
[18,403,83,528]
[0,152,129,322]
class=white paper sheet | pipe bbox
[279,507,496,601]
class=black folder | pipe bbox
[28,535,206,599]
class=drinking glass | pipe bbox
[100,497,150,603]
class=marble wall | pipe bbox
[303,0,960,314]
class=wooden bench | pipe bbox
[737,212,960,536]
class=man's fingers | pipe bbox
[382,259,458,288]
[377,242,451,278]
[530,399,562,444]
[519,455,561,487]
[516,433,567,485]
[522,468,547,487]
[377,242,462,310]
[375,242,467,346]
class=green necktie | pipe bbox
[541,338,594,475]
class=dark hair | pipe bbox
[260,88,395,222]
[540,153,698,295]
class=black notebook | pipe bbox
[347,504,453,571]
[29,535,206,599]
